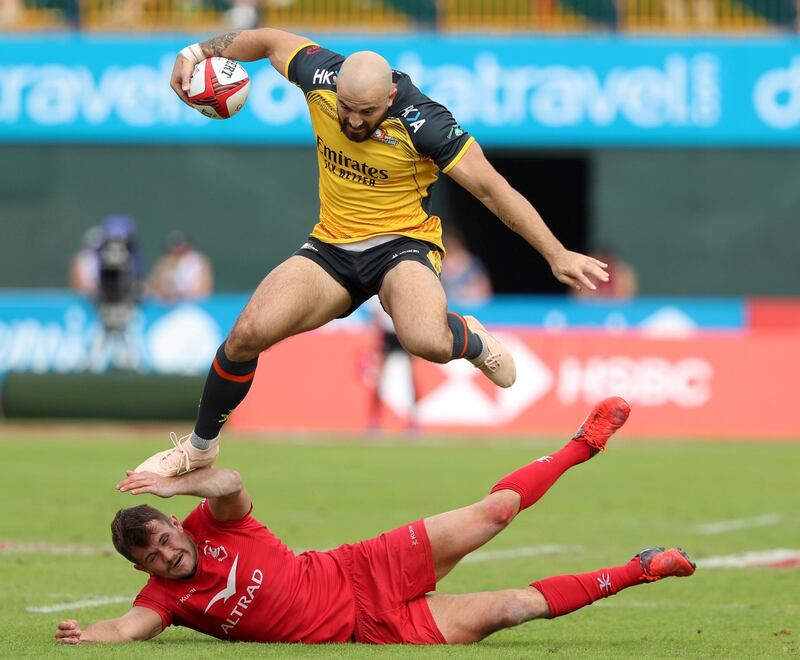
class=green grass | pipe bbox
[1,428,798,658]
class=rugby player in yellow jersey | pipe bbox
[134,29,610,477]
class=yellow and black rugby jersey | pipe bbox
[286,44,475,251]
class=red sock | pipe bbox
[531,557,646,618]
[490,439,592,511]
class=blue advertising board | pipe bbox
[0,291,745,379]
[1,35,799,146]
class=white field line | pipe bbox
[696,548,800,568]
[27,596,133,614]
[462,544,582,564]
[693,513,782,535]
[0,541,112,556]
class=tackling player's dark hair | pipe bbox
[111,505,171,563]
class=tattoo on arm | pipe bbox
[200,31,241,57]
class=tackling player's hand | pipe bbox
[55,619,83,644]
[549,249,609,292]
[170,54,195,106]
[117,470,179,498]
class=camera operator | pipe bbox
[91,215,144,370]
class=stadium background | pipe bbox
[1,2,799,657]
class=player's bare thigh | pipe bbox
[379,261,451,363]
[425,589,549,644]
[424,491,519,581]
[225,256,351,361]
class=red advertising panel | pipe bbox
[749,298,800,331]
[231,329,800,438]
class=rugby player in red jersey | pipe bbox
[56,398,695,646]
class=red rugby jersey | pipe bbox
[133,501,355,643]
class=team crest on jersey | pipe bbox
[203,541,229,562]
[370,128,398,145]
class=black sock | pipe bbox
[194,342,258,440]
[447,312,483,361]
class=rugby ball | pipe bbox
[188,57,250,120]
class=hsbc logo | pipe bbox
[379,337,715,426]
[558,356,713,408]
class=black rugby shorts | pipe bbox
[294,236,443,318]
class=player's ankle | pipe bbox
[190,432,219,451]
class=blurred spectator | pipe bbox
[0,0,21,25]
[147,230,214,303]
[663,0,715,29]
[572,247,638,299]
[362,297,419,435]
[225,0,259,28]
[382,0,437,29]
[441,230,493,304]
[69,225,104,297]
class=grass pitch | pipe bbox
[1,428,798,658]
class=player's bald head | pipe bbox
[337,51,393,103]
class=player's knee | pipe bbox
[226,317,268,360]
[402,332,452,363]
[480,495,517,529]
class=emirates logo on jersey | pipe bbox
[203,540,229,562]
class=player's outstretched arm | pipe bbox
[171,29,313,105]
[447,142,610,292]
[117,467,252,522]
[55,607,162,644]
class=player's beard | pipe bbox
[339,109,389,143]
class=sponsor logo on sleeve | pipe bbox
[447,124,464,139]
[400,105,426,133]
[312,68,337,86]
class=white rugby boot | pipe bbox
[464,315,516,388]
[134,432,219,477]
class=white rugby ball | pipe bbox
[188,57,250,120]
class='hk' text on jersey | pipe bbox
[286,44,475,251]
[134,501,355,643]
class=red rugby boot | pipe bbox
[638,547,697,581]
[572,396,631,454]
